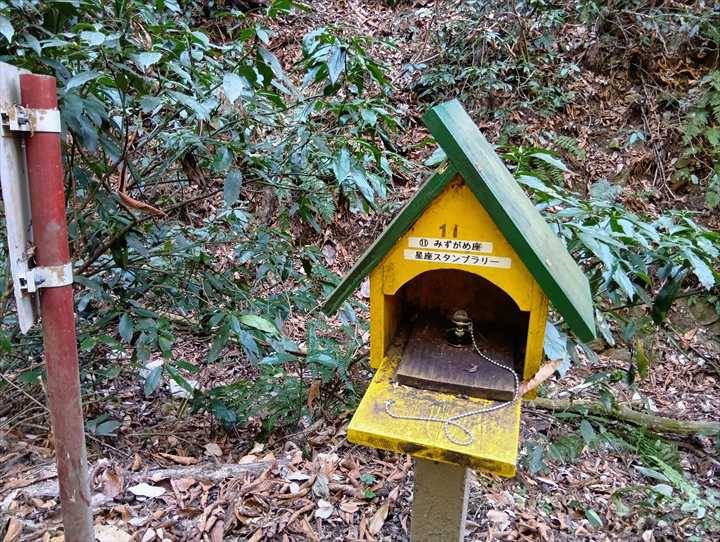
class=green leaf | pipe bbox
[223,73,252,103]
[706,174,720,209]
[308,352,338,368]
[23,34,41,55]
[191,30,210,46]
[350,167,375,203]
[80,336,98,352]
[101,366,121,380]
[363,488,376,499]
[611,493,631,517]
[684,250,715,289]
[543,321,567,361]
[133,52,162,72]
[253,25,269,43]
[612,266,636,300]
[66,71,102,91]
[0,331,10,353]
[239,314,278,334]
[144,365,163,397]
[526,441,546,475]
[119,314,134,342]
[166,366,194,395]
[333,147,351,183]
[140,95,163,113]
[584,508,603,528]
[95,419,121,437]
[652,483,674,498]
[175,360,199,373]
[258,46,286,82]
[424,147,447,167]
[238,330,260,362]
[158,335,173,357]
[167,91,211,120]
[80,31,106,46]
[223,169,243,206]
[706,188,720,208]
[579,419,596,446]
[359,108,377,126]
[596,310,615,346]
[705,126,720,146]
[635,466,670,482]
[635,339,650,378]
[599,388,614,410]
[651,268,687,324]
[208,326,230,362]
[0,16,14,43]
[210,399,237,425]
[213,146,233,172]
[18,367,43,384]
[327,44,346,84]
[530,152,570,173]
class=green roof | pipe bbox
[322,99,596,342]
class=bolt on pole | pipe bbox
[20,73,94,541]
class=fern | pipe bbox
[631,428,682,471]
[549,133,587,160]
[712,97,720,125]
[677,70,720,208]
[535,160,566,186]
[707,173,720,208]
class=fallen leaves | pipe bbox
[101,466,124,499]
[314,499,333,519]
[306,380,321,411]
[366,499,389,536]
[203,443,223,458]
[157,453,199,466]
[486,509,510,530]
[0,479,33,493]
[127,483,166,499]
[2,518,21,542]
[311,472,329,499]
[94,525,131,542]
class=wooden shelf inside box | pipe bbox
[395,318,518,401]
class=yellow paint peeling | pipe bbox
[359,176,551,474]
[369,177,548,383]
[348,347,522,477]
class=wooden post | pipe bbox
[411,459,470,542]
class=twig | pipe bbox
[78,188,222,275]
[528,397,720,436]
[0,372,46,410]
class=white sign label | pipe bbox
[408,237,492,253]
[0,61,36,333]
[404,249,512,269]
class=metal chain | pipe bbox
[385,321,520,446]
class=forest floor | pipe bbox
[1,1,720,541]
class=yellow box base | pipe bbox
[348,346,521,477]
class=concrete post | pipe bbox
[411,458,470,542]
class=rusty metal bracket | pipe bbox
[0,104,61,135]
[19,263,73,293]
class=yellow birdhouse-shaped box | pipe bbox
[322,100,596,477]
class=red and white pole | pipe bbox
[20,74,94,540]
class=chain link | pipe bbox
[384,321,520,446]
